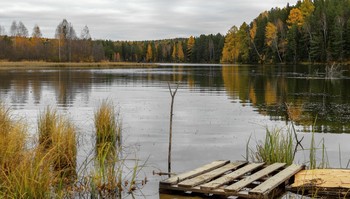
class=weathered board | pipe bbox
[224,163,286,193]
[161,160,229,185]
[292,169,350,188]
[249,164,304,197]
[200,162,264,191]
[288,169,350,198]
[178,161,247,188]
[160,160,303,198]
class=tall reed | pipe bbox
[94,100,121,159]
[38,106,57,149]
[0,103,26,174]
[51,117,77,181]
[0,101,144,198]
[91,100,123,198]
[1,149,53,198]
[37,106,77,187]
[252,127,294,165]
[0,103,52,198]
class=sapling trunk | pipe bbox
[168,82,179,177]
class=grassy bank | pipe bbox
[0,101,145,198]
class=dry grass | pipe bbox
[38,106,57,148]
[94,99,122,159]
[0,101,144,198]
[37,106,77,182]
[91,100,123,197]
[1,149,53,198]
[0,103,27,178]
[51,117,77,180]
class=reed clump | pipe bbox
[94,99,121,159]
[2,149,53,198]
[0,101,145,198]
[0,104,53,198]
[51,117,77,181]
[0,103,27,183]
[37,106,77,180]
[90,100,124,198]
[38,106,58,148]
[251,127,294,165]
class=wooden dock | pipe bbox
[159,160,304,198]
[287,169,350,198]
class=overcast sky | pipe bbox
[0,0,298,41]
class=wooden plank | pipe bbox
[159,184,257,199]
[224,163,286,193]
[249,164,304,196]
[159,184,227,196]
[160,160,230,185]
[178,161,247,188]
[292,169,350,189]
[200,162,265,190]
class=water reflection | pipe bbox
[222,65,350,133]
[1,65,350,133]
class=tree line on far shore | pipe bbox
[0,19,224,63]
[1,0,350,64]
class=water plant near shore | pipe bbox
[94,99,121,159]
[38,106,58,148]
[251,127,295,165]
[38,106,77,181]
[89,99,132,198]
[0,101,145,198]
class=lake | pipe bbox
[1,64,350,198]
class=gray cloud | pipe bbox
[0,0,297,40]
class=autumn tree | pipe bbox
[287,8,304,28]
[221,26,239,63]
[250,17,266,63]
[32,24,42,38]
[171,43,177,61]
[265,22,282,62]
[146,43,153,62]
[55,19,77,62]
[187,36,195,61]
[10,21,17,36]
[80,25,91,40]
[300,0,315,19]
[236,23,250,63]
[17,21,28,37]
[177,42,185,62]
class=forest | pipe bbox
[0,0,350,64]
[0,19,224,63]
[221,0,350,64]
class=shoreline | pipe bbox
[0,61,160,69]
[0,61,348,69]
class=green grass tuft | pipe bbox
[252,127,294,165]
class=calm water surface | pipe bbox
[1,64,350,198]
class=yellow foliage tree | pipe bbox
[300,0,315,19]
[221,26,240,63]
[171,43,177,61]
[146,43,153,62]
[249,21,264,62]
[265,22,277,47]
[250,21,257,41]
[265,22,283,62]
[177,42,185,62]
[187,36,195,59]
[287,8,304,28]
